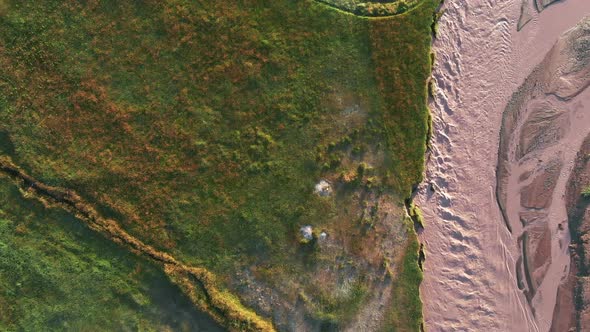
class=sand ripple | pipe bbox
[417,0,590,331]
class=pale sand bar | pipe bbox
[417,1,590,331]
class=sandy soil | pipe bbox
[553,132,590,331]
[496,17,590,326]
[417,1,590,331]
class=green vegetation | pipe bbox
[0,155,274,331]
[0,0,438,329]
[0,177,222,331]
[432,8,445,36]
[299,282,368,325]
[316,0,418,16]
[382,219,425,331]
[408,202,426,228]
[582,185,590,198]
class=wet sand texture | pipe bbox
[518,0,564,30]
[554,132,590,331]
[418,0,590,331]
[496,15,590,327]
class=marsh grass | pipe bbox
[0,177,223,331]
[0,0,438,328]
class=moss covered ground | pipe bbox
[0,0,438,330]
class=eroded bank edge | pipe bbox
[402,2,444,330]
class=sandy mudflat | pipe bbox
[417,0,590,331]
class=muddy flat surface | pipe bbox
[497,15,590,326]
[417,1,590,331]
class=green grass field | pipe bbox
[0,177,223,331]
[0,0,438,330]
[316,0,419,16]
